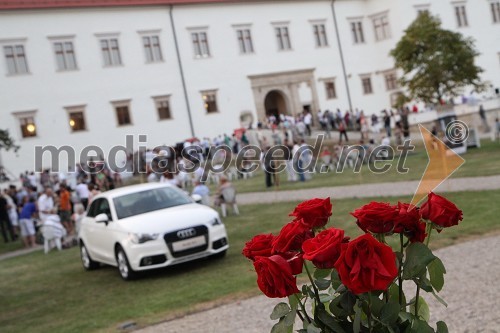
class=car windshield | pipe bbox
[113,186,192,219]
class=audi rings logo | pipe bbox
[177,228,196,239]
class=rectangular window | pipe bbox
[491,1,500,23]
[236,29,254,54]
[68,110,86,132]
[192,32,210,58]
[54,41,77,71]
[100,38,122,66]
[19,116,37,138]
[372,14,391,41]
[313,24,328,47]
[455,5,468,27]
[385,72,398,91]
[202,91,218,113]
[3,44,29,75]
[275,26,292,50]
[153,96,172,120]
[325,81,336,99]
[361,77,373,94]
[350,21,365,44]
[143,35,163,63]
[112,101,132,126]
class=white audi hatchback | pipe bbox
[78,183,229,280]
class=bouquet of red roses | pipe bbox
[243,193,462,333]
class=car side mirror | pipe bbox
[191,194,202,204]
[95,213,109,225]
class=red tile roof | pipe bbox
[0,0,250,10]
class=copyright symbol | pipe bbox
[445,120,469,144]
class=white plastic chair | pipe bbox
[41,215,67,254]
[220,187,239,217]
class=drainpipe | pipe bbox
[331,0,353,112]
[169,5,195,137]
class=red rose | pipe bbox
[394,202,427,243]
[302,228,348,269]
[289,198,332,228]
[253,255,300,298]
[280,252,304,275]
[272,220,312,254]
[421,192,463,230]
[351,202,399,234]
[242,234,274,261]
[334,234,398,295]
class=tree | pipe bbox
[390,12,484,105]
[0,129,19,153]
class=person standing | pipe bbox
[59,185,72,235]
[338,120,349,144]
[0,195,15,243]
[479,105,490,132]
[383,110,392,137]
[19,196,37,248]
[75,179,90,210]
[303,111,312,137]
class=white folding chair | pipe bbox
[220,187,239,217]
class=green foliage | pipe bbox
[390,12,484,104]
[0,129,19,153]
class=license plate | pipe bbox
[172,235,206,252]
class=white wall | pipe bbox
[0,0,499,175]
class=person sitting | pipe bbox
[214,176,239,217]
[191,181,210,206]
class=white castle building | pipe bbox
[0,0,499,174]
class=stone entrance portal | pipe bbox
[248,68,319,122]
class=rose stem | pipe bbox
[398,233,404,308]
[425,223,433,247]
[415,285,421,317]
[294,294,311,324]
[304,262,321,306]
[367,293,373,333]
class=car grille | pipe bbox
[164,225,209,258]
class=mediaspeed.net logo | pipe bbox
[33,121,467,200]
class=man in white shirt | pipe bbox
[303,111,312,136]
[75,181,90,210]
[37,187,55,222]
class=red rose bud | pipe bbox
[302,228,349,269]
[351,202,399,234]
[253,255,300,298]
[393,202,427,243]
[421,192,463,230]
[242,234,275,261]
[334,234,398,295]
[272,220,312,254]
[289,198,333,228]
[280,252,304,275]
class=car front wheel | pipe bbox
[80,242,99,270]
[116,246,137,280]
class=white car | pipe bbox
[78,183,229,280]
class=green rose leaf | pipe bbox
[315,278,331,290]
[380,301,400,325]
[428,258,446,292]
[270,302,291,320]
[284,308,297,327]
[409,296,430,322]
[339,291,356,315]
[436,321,449,333]
[389,283,406,309]
[407,318,434,333]
[271,318,292,333]
[288,294,300,311]
[403,243,436,280]
[353,300,362,333]
[306,325,322,333]
[316,307,346,333]
[314,268,332,280]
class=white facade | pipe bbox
[0,0,499,174]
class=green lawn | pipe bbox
[1,189,500,333]
[0,240,25,255]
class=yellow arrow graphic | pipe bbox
[410,124,466,207]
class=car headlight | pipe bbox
[129,233,159,244]
[211,217,223,226]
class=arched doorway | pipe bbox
[264,90,288,122]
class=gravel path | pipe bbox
[138,235,500,333]
[237,175,500,205]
